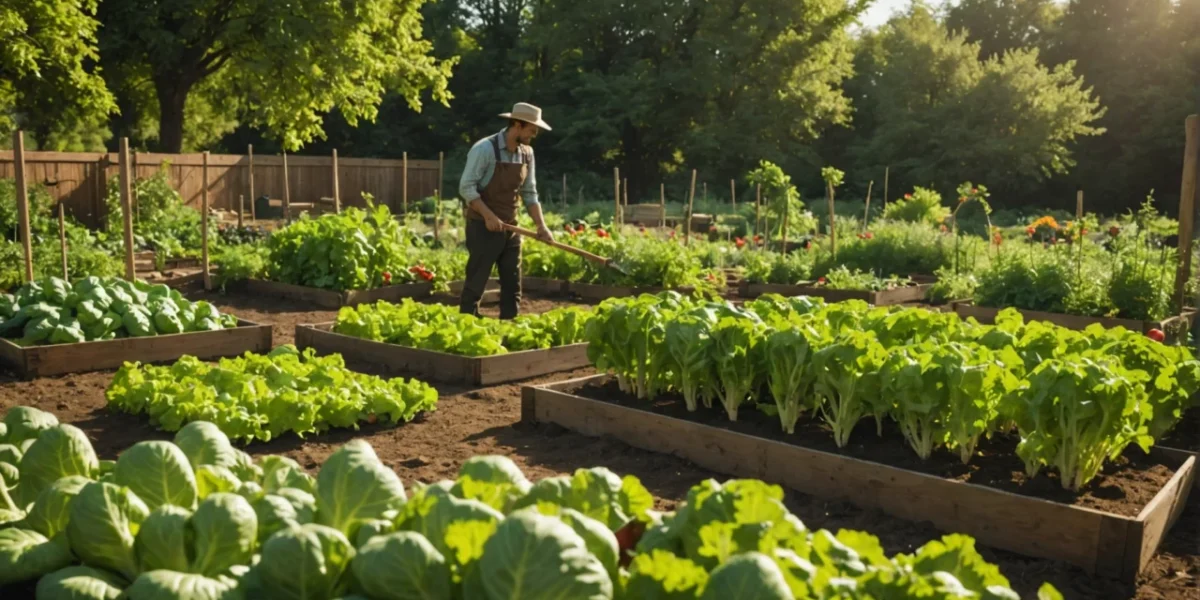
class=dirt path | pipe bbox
[1,288,1196,600]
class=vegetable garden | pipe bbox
[2,140,1199,599]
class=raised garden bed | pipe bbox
[295,322,590,385]
[448,277,567,299]
[955,302,1194,334]
[738,280,931,305]
[239,278,433,310]
[522,373,1197,581]
[0,319,272,378]
[569,282,699,301]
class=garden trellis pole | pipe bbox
[882,166,890,209]
[13,130,33,282]
[827,181,838,260]
[755,184,762,242]
[248,145,256,220]
[1076,190,1084,220]
[58,203,68,279]
[282,151,291,223]
[202,151,211,291]
[1174,115,1198,313]
[119,137,136,281]
[332,149,341,213]
[685,169,697,246]
[731,179,736,209]
[862,181,874,231]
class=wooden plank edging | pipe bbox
[523,374,1196,580]
[0,319,272,378]
[955,303,1194,333]
[738,282,932,305]
[296,322,590,385]
[243,279,431,309]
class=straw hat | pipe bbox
[499,102,552,131]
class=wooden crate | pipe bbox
[522,374,1197,581]
[295,323,591,385]
[241,279,433,310]
[0,319,272,379]
[738,281,931,305]
[955,303,1194,334]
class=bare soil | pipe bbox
[1,288,1196,600]
[567,378,1177,518]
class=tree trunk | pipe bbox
[154,78,193,153]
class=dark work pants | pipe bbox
[460,218,522,319]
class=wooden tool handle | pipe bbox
[502,223,611,265]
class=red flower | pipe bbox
[382,271,392,284]
[734,237,746,249]
[904,193,912,199]
[1026,226,1036,237]
[863,231,874,240]
[1109,226,1120,237]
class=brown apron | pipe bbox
[461,132,530,319]
[467,133,529,224]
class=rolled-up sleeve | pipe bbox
[522,149,538,206]
[459,143,490,202]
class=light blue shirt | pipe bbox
[458,129,539,206]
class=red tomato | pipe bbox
[382,271,392,284]
[1147,329,1165,342]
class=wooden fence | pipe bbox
[0,150,443,228]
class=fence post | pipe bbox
[282,151,291,223]
[13,130,34,282]
[202,151,211,291]
[1175,115,1198,313]
[58,203,69,279]
[238,195,245,229]
[332,149,341,213]
[119,137,136,281]
[685,169,697,246]
[248,144,256,220]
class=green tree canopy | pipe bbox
[0,0,115,150]
[846,2,1104,202]
[946,0,1062,59]
[98,0,455,152]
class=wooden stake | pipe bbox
[623,178,628,212]
[660,183,666,228]
[132,150,139,223]
[685,169,697,245]
[781,205,790,254]
[238,195,245,229]
[58,203,68,279]
[282,151,291,222]
[12,131,33,283]
[118,137,135,281]
[862,180,874,231]
[402,152,409,214]
[613,168,621,224]
[332,149,341,213]
[433,188,441,243]
[202,151,211,291]
[1174,115,1199,312]
[882,166,890,208]
[248,144,256,220]
[438,152,444,203]
[731,179,736,209]
[827,182,838,260]
[755,184,762,242]
[1076,190,1084,220]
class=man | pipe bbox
[458,102,555,319]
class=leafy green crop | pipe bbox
[0,404,1061,599]
[585,294,1200,489]
[106,345,438,442]
[0,276,239,346]
[336,299,593,357]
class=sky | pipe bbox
[859,0,915,30]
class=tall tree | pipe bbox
[1047,0,1195,212]
[945,0,1062,59]
[847,3,1103,203]
[98,0,454,152]
[0,0,115,149]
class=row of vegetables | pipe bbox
[105,345,438,443]
[0,405,1061,599]
[0,277,240,346]
[332,299,592,356]
[583,293,1200,491]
